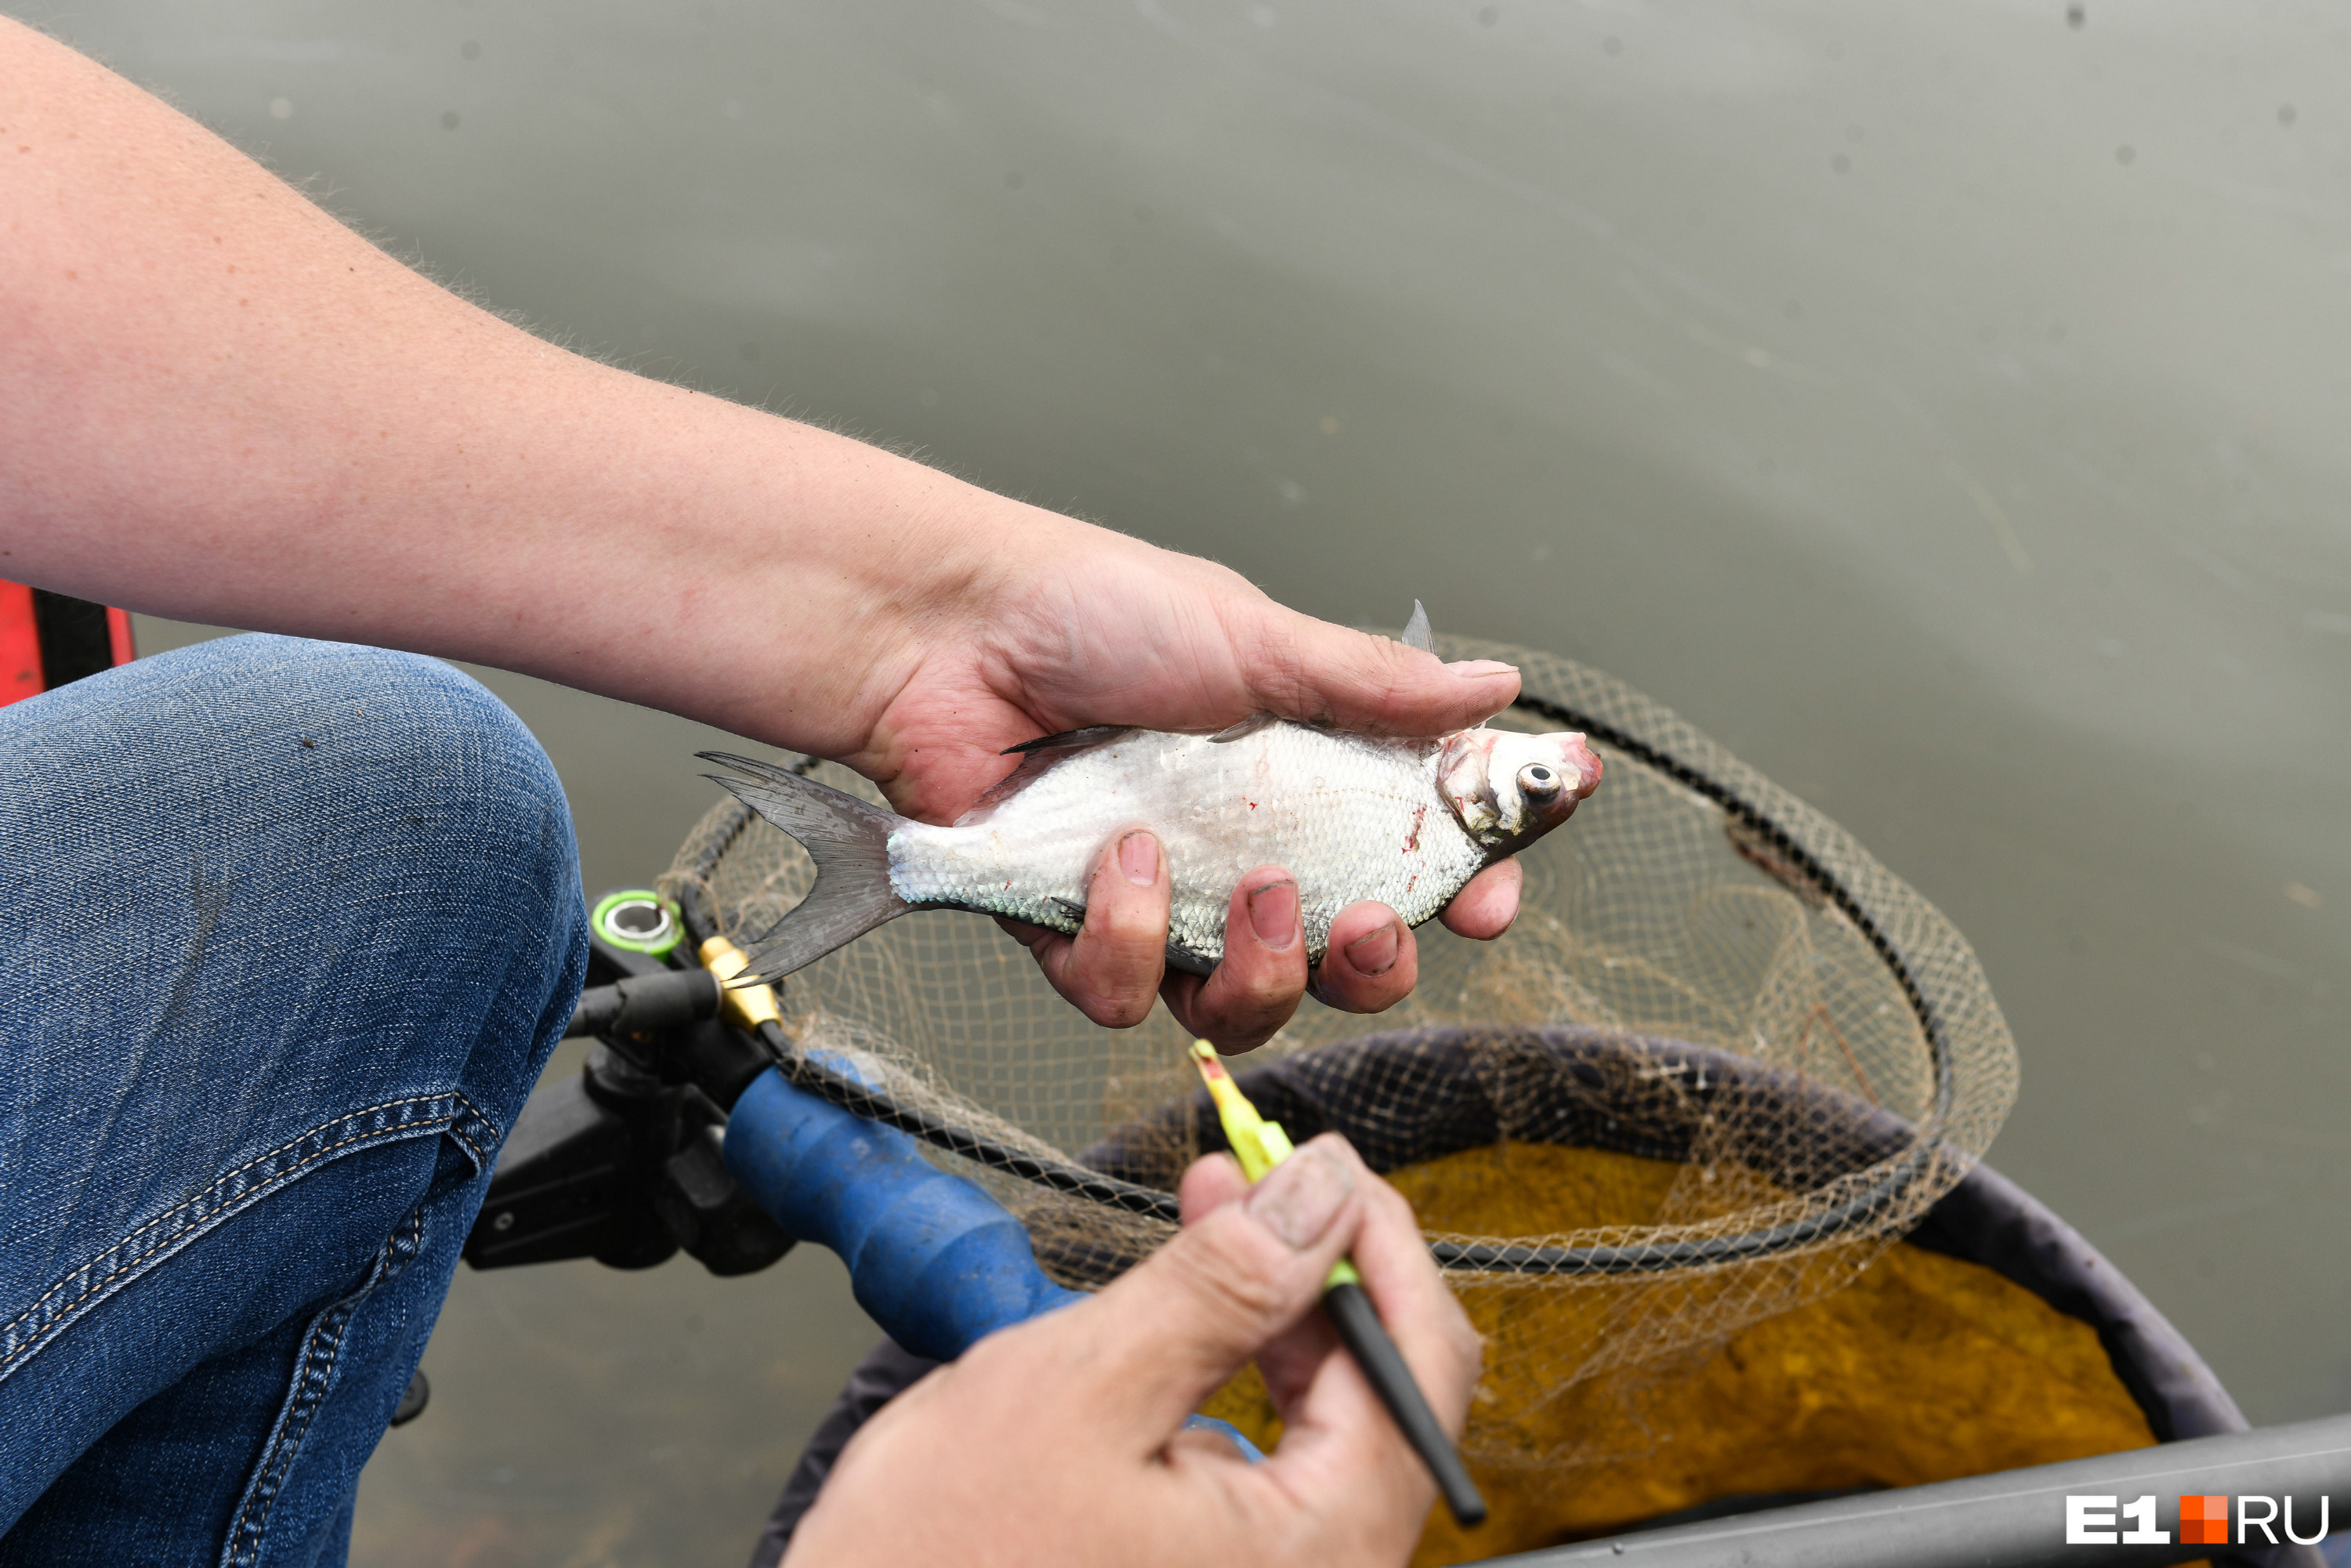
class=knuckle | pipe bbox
[1166,1223,1290,1323]
[1094,900,1164,947]
[1201,990,1284,1042]
[1234,965,1299,1015]
[1367,1175,1417,1226]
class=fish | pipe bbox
[701,604,1601,984]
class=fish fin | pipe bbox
[1050,896,1087,925]
[965,726,1138,820]
[1164,941,1217,978]
[1206,713,1279,744]
[1401,599,1434,653]
[697,752,915,982]
[999,725,1135,756]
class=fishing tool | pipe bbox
[1189,1038,1487,1526]
[591,888,688,959]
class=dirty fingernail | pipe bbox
[1246,1141,1353,1250]
[1344,921,1400,976]
[1247,878,1299,947]
[1119,831,1158,886]
[1446,660,1518,679]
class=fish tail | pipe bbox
[697,752,914,983]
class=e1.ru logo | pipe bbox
[2177,1495,2229,1546]
[2065,1494,2330,1547]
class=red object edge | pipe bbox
[1,581,40,708]
[107,605,136,665]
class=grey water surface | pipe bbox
[24,0,2351,1560]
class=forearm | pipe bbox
[0,20,1037,754]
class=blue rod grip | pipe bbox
[723,1065,1083,1362]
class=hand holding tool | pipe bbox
[1189,1040,1487,1527]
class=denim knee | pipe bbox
[0,633,587,1338]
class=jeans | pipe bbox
[0,635,586,1566]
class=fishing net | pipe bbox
[661,636,2018,1494]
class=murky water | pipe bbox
[29,0,2350,1559]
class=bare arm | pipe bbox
[0,19,1523,1037]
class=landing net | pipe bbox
[663,637,2018,1476]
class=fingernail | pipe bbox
[1246,1141,1353,1250]
[1344,921,1400,976]
[1247,878,1299,947]
[1446,659,1518,679]
[1119,831,1159,886]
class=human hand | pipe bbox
[830,511,1521,1048]
[784,1134,1482,1568]
[998,848,1525,1053]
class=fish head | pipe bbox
[1436,728,1602,851]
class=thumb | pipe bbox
[1065,1138,1367,1452]
[1230,604,1520,738]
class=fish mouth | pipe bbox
[1563,736,1602,795]
[1525,735,1601,835]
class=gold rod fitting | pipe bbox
[698,936,783,1031]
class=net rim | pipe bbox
[671,644,2006,1276]
[1076,1023,1953,1280]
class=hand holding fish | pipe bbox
[821,537,1567,1048]
[997,842,1461,1052]
[708,589,1601,1052]
[996,838,1525,1052]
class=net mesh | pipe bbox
[662,638,2018,1477]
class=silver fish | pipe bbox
[701,611,1600,983]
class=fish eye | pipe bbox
[1518,762,1563,802]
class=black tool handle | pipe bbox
[1320,1279,1487,1527]
[563,968,721,1038]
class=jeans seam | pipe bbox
[0,1092,498,1385]
[217,1202,427,1568]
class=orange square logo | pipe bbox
[2180,1495,2230,1545]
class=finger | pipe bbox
[992,914,1054,951]
[1253,1146,1483,1533]
[1439,856,1521,940]
[1179,1141,1346,1412]
[1257,1150,1480,1426]
[1162,867,1308,1052]
[1177,1150,1252,1222]
[1310,903,1418,1014]
[1042,1139,1371,1450]
[1230,605,1522,739]
[1022,830,1168,1028]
